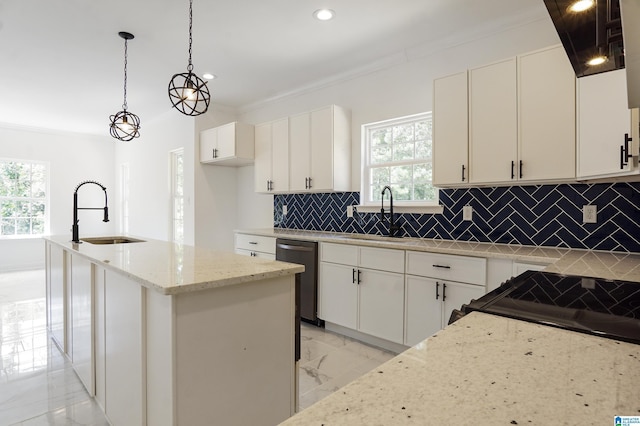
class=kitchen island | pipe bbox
[280,311,640,425]
[44,235,304,426]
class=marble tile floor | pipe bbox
[0,269,396,424]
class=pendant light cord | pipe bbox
[188,0,193,72]
[123,38,129,111]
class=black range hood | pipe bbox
[543,0,624,77]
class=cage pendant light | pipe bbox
[168,0,210,116]
[109,32,141,141]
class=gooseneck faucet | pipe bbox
[72,180,109,243]
[380,185,400,237]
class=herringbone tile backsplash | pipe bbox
[274,182,640,252]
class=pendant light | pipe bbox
[168,0,210,116]
[109,32,141,141]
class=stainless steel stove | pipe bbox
[451,270,640,345]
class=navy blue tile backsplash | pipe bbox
[274,182,640,252]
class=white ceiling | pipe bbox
[0,0,550,135]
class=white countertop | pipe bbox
[281,312,640,425]
[237,228,640,282]
[44,235,304,295]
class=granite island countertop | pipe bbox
[237,228,640,282]
[281,312,640,425]
[44,235,304,295]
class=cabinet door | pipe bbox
[577,69,637,178]
[518,46,576,181]
[216,122,236,159]
[71,255,94,395]
[441,281,485,328]
[318,262,357,329]
[310,106,334,191]
[200,127,217,163]
[469,58,518,184]
[433,71,469,186]
[358,269,405,344]
[104,270,144,426]
[404,276,442,346]
[271,117,290,192]
[49,244,66,351]
[254,122,272,193]
[289,112,311,192]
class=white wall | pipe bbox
[115,110,195,244]
[0,124,115,271]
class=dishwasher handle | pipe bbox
[276,242,315,252]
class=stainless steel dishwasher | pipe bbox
[275,238,322,326]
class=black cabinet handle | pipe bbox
[248,241,257,245]
[435,282,440,300]
[519,160,523,179]
[304,177,308,189]
[461,165,466,182]
[357,269,362,284]
[308,177,312,189]
[621,145,625,169]
[511,160,515,179]
[432,264,451,269]
[443,283,447,302]
[352,268,356,284]
[621,133,633,169]
[212,148,215,159]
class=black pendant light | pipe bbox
[109,32,141,141]
[168,0,211,116]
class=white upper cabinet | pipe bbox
[469,57,518,184]
[288,105,351,193]
[445,45,576,186]
[199,122,254,166]
[254,118,289,193]
[433,71,469,186]
[518,45,576,181]
[577,69,640,179]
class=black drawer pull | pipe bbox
[461,164,466,182]
[248,241,258,245]
[432,264,451,269]
[519,160,523,179]
[357,269,362,284]
[435,282,440,300]
[442,283,447,302]
[352,268,356,284]
[511,160,515,179]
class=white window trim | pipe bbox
[169,149,184,244]
[0,158,50,239]
[359,112,441,213]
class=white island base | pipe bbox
[44,237,301,426]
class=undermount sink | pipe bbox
[80,236,146,245]
[334,233,403,241]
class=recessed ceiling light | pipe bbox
[587,55,607,66]
[203,73,217,80]
[569,0,595,13]
[313,9,335,21]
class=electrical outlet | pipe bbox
[463,205,473,221]
[346,205,353,218]
[282,205,287,215]
[583,205,597,224]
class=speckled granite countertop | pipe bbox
[281,312,640,425]
[44,235,303,295]
[236,228,640,282]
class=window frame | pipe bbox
[360,112,439,209]
[0,158,50,239]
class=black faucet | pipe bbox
[72,180,109,243]
[380,185,401,237]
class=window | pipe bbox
[0,159,49,237]
[170,149,184,243]
[361,112,437,206]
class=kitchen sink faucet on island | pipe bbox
[380,185,401,237]
[71,180,109,243]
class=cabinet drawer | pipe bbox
[406,251,486,285]
[359,247,405,274]
[320,242,358,265]
[234,234,276,254]
[234,248,276,260]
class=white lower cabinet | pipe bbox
[405,277,485,346]
[48,243,66,352]
[404,251,487,347]
[70,254,94,395]
[234,233,276,260]
[319,243,405,344]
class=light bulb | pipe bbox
[587,55,607,66]
[120,117,134,134]
[569,0,595,12]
